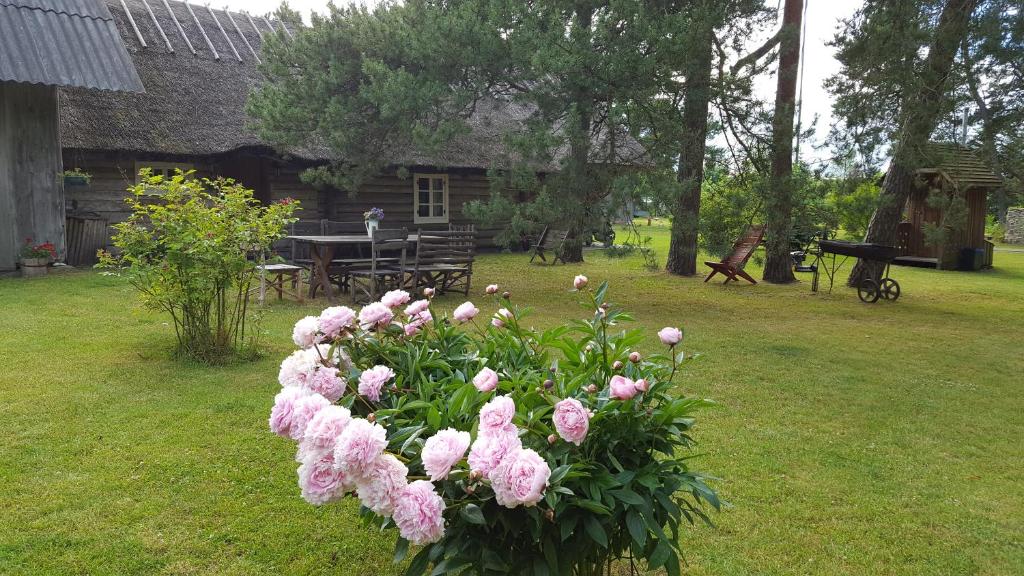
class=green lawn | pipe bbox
[2,223,1023,575]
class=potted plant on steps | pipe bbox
[364,207,384,236]
[62,168,92,187]
[20,239,57,277]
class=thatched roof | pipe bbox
[57,0,647,170]
[916,142,1003,190]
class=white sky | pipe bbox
[224,0,864,165]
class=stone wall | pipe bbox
[1006,208,1024,244]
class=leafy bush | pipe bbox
[100,171,297,362]
[829,178,880,238]
[269,279,718,576]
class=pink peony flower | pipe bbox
[381,290,411,308]
[292,316,320,348]
[279,347,350,391]
[479,395,515,432]
[308,366,345,402]
[358,302,394,329]
[289,394,333,441]
[490,448,551,508]
[319,306,356,339]
[393,480,445,546]
[552,398,590,446]
[658,326,683,346]
[472,367,499,392]
[358,365,394,402]
[452,301,479,323]
[573,275,588,290]
[299,405,352,458]
[334,418,388,479]
[634,378,649,393]
[423,287,435,298]
[491,308,512,329]
[356,454,409,516]
[298,450,355,505]
[421,428,471,481]
[404,299,430,316]
[269,387,309,439]
[467,428,522,478]
[403,322,421,337]
[485,284,499,294]
[609,375,638,400]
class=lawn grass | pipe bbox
[2,222,1022,575]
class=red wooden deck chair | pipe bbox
[704,224,765,284]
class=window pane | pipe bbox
[419,190,430,205]
[432,190,444,204]
[419,205,430,217]
[432,204,444,217]
[433,178,445,191]
[418,178,430,191]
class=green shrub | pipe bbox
[100,171,298,362]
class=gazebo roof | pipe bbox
[916,142,1003,190]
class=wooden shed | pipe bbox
[57,0,647,253]
[0,0,142,271]
[893,143,1003,271]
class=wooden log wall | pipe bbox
[0,84,65,270]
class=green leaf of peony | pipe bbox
[626,510,647,547]
[460,503,486,525]
[393,537,409,563]
[583,516,608,548]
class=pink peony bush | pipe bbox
[267,279,717,576]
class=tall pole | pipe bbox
[762,0,803,283]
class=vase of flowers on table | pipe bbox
[364,207,384,237]
[20,238,57,277]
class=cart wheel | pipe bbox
[857,278,880,303]
[880,278,900,301]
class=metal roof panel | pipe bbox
[0,0,143,91]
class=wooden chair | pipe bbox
[349,228,409,303]
[703,224,765,285]
[322,220,373,293]
[280,220,323,266]
[529,226,569,265]
[413,229,477,295]
[253,263,305,304]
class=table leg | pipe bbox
[312,245,337,302]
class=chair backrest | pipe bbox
[722,224,765,267]
[281,220,323,262]
[448,223,477,250]
[324,220,365,234]
[416,229,476,268]
[541,229,569,250]
[371,228,409,273]
[532,226,550,248]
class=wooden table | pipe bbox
[288,234,428,302]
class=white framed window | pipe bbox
[134,161,194,184]
[413,173,449,224]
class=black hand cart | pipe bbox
[811,240,901,303]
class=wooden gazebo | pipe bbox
[893,143,1003,271]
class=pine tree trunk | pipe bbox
[848,0,977,284]
[666,21,713,276]
[762,0,803,284]
[558,4,594,265]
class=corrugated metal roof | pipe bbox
[0,0,143,91]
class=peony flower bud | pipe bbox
[543,379,554,389]
[469,470,483,482]
[573,275,588,290]
[423,287,435,298]
[544,508,555,522]
[547,434,557,445]
[367,412,376,423]
[612,360,623,370]
[585,384,598,394]
[634,378,649,392]
[485,284,499,295]
[502,291,511,300]
[464,484,476,495]
[629,351,641,363]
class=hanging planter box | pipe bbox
[63,175,89,187]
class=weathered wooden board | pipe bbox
[0,84,65,270]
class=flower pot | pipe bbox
[20,257,49,277]
[63,175,89,187]
[365,218,380,237]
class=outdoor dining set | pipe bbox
[253,219,477,304]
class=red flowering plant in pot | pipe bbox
[20,238,57,276]
[269,277,719,576]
